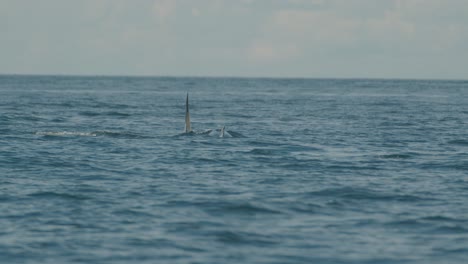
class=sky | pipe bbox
[1,0,467,79]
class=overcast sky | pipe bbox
[1,0,467,79]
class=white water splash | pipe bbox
[35,131,97,137]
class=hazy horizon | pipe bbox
[2,73,468,82]
[1,0,467,80]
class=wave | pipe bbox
[249,148,276,155]
[112,209,155,218]
[432,246,468,255]
[307,187,425,202]
[35,130,148,139]
[225,130,246,138]
[28,191,89,201]
[378,153,414,159]
[385,215,468,234]
[210,230,277,245]
[166,200,282,216]
[1,114,45,122]
[433,225,468,234]
[36,131,97,137]
[448,139,468,146]
[216,202,282,216]
[421,215,466,223]
[92,130,148,138]
[78,111,100,117]
[79,111,131,117]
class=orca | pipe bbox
[181,93,243,138]
[220,126,225,138]
[184,93,192,133]
[219,126,234,138]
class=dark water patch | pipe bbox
[0,115,13,123]
[385,218,424,228]
[211,230,277,246]
[378,153,414,159]
[421,215,466,223]
[225,130,246,138]
[5,114,45,122]
[212,202,282,216]
[126,237,204,253]
[195,157,218,163]
[167,200,282,216]
[0,152,17,166]
[308,187,424,202]
[324,163,382,171]
[37,218,96,229]
[87,101,136,110]
[126,237,172,247]
[28,191,90,201]
[57,102,76,108]
[165,221,225,234]
[290,202,324,214]
[419,161,468,171]
[74,184,107,194]
[35,157,77,168]
[224,112,255,118]
[50,117,67,123]
[246,138,288,146]
[79,111,100,117]
[0,126,11,133]
[105,111,131,117]
[266,255,344,264]
[287,144,324,152]
[249,148,277,155]
[173,245,206,253]
[276,158,322,171]
[0,195,12,202]
[112,209,155,218]
[278,116,304,122]
[433,224,468,234]
[385,216,468,234]
[79,111,131,117]
[432,247,468,255]
[92,130,148,139]
[173,131,196,138]
[3,211,44,220]
[448,139,468,146]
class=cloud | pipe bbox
[250,0,468,59]
[0,0,467,78]
[247,8,361,64]
[248,40,298,61]
[152,0,176,22]
[191,7,200,17]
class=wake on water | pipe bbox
[35,127,245,140]
[35,130,150,139]
[175,128,245,138]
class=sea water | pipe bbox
[1,75,468,263]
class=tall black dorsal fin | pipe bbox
[184,93,192,133]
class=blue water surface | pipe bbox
[1,75,468,263]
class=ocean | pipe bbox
[1,75,468,263]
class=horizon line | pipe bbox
[0,72,466,82]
